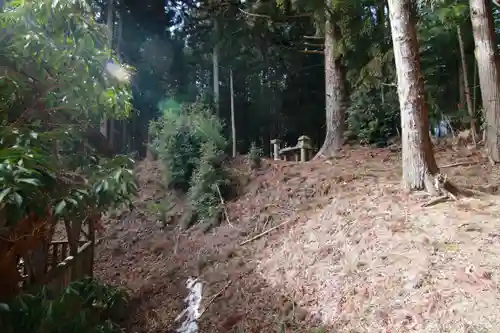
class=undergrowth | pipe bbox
[149,102,230,231]
[247,142,263,170]
[0,277,129,333]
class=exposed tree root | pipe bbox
[422,173,482,207]
[460,187,491,197]
[422,170,496,207]
[436,174,460,199]
[440,161,478,168]
[422,195,450,207]
[313,144,343,160]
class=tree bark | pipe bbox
[230,68,236,157]
[117,14,126,153]
[470,0,500,161]
[459,65,465,107]
[116,11,122,60]
[315,18,347,158]
[387,0,439,191]
[457,25,476,143]
[212,19,220,116]
[101,0,114,140]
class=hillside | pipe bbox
[95,145,500,333]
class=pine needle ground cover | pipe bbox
[95,145,500,333]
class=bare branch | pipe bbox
[237,7,311,20]
[303,35,324,39]
[300,50,324,54]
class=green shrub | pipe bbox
[0,278,129,333]
[247,142,263,170]
[346,88,400,146]
[188,142,230,229]
[149,101,230,230]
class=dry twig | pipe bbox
[240,219,293,246]
[199,280,232,317]
[216,184,233,227]
[173,226,181,255]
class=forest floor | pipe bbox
[95,143,500,333]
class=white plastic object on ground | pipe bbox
[175,277,203,333]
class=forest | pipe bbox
[2,0,500,332]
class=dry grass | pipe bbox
[95,145,500,333]
[257,188,500,332]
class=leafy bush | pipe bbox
[247,142,263,170]
[0,0,136,298]
[346,88,400,145]
[0,127,138,226]
[0,278,129,333]
[149,102,229,230]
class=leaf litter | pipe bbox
[95,145,500,333]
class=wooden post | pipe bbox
[298,135,312,162]
[270,139,281,160]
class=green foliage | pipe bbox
[149,102,226,190]
[149,101,229,230]
[346,88,400,145]
[0,0,136,242]
[187,141,229,229]
[110,0,485,156]
[0,128,57,226]
[0,278,129,333]
[147,196,176,229]
[247,142,263,170]
[0,0,133,125]
[0,126,137,229]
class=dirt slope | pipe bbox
[95,146,500,333]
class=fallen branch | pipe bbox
[240,219,293,246]
[215,184,233,227]
[199,280,232,317]
[440,161,478,168]
[422,195,450,207]
[461,187,490,196]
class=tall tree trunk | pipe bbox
[469,0,500,161]
[212,19,220,116]
[459,65,465,107]
[116,12,122,60]
[457,25,476,143]
[387,0,439,191]
[117,12,125,153]
[230,68,236,157]
[315,18,347,158]
[101,0,114,140]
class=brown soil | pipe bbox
[95,145,500,333]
